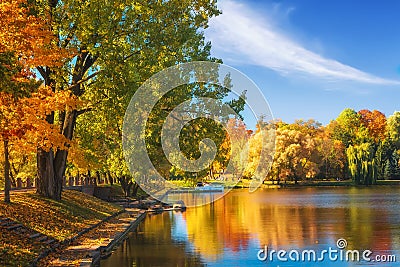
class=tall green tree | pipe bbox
[387,111,400,149]
[347,143,377,185]
[384,150,400,180]
[329,108,361,147]
[32,0,221,200]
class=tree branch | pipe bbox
[123,50,141,61]
[37,66,47,80]
[82,53,99,75]
[62,23,78,48]
[76,107,93,117]
[66,70,101,92]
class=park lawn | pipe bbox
[0,190,122,266]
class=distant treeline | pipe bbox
[242,108,400,185]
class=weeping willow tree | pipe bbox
[346,143,377,185]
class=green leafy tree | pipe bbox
[347,143,377,185]
[328,108,361,147]
[31,0,221,200]
[387,111,400,149]
[384,150,400,180]
[148,82,246,182]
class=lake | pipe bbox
[101,187,400,266]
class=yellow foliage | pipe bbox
[0,0,73,68]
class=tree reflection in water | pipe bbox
[101,187,400,267]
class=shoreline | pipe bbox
[80,210,146,267]
[37,207,148,266]
[233,179,400,189]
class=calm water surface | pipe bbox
[101,187,400,267]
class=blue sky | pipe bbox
[204,0,400,125]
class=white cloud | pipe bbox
[205,0,400,85]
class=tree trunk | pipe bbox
[96,171,101,184]
[36,110,76,200]
[132,182,140,197]
[209,166,214,179]
[4,139,11,203]
[107,171,114,185]
[10,163,18,187]
[37,148,60,200]
[36,144,69,201]
[119,176,133,197]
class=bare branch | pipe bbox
[76,108,93,117]
[37,66,47,80]
[123,50,141,61]
[66,70,101,92]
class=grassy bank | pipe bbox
[376,180,400,185]
[170,177,400,189]
[234,178,400,188]
[0,190,122,266]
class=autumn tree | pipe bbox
[223,118,249,179]
[354,110,389,182]
[243,120,275,182]
[328,108,389,183]
[358,109,387,142]
[271,120,321,183]
[0,0,71,202]
[317,129,346,179]
[0,88,75,202]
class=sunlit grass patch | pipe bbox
[0,189,123,266]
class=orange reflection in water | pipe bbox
[182,188,396,259]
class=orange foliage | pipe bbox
[358,109,387,141]
[0,0,70,68]
[67,139,102,172]
[0,0,76,153]
[0,88,79,152]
